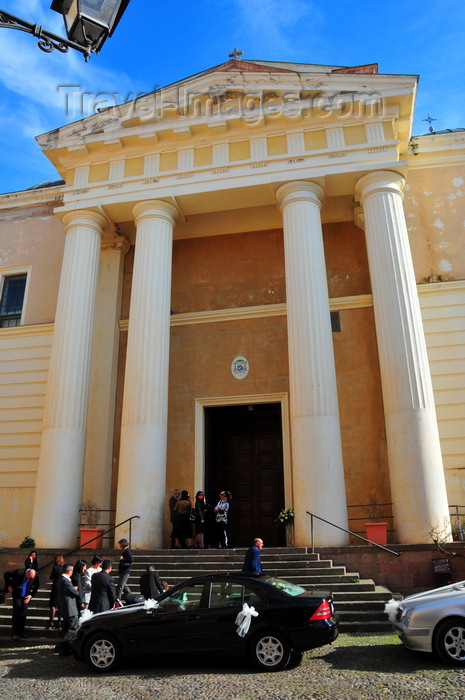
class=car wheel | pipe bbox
[248,631,291,672]
[434,617,465,665]
[84,633,122,673]
[288,651,303,669]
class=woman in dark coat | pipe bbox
[71,559,87,615]
[24,550,40,588]
[173,490,193,548]
[48,553,64,629]
[24,550,39,571]
[193,491,209,548]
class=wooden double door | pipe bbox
[205,403,286,547]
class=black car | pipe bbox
[71,573,339,673]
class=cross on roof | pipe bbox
[229,48,243,60]
[423,113,437,133]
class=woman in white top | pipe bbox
[83,555,103,605]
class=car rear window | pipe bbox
[266,577,307,596]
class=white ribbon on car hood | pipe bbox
[384,598,401,622]
[79,609,94,626]
[235,603,259,637]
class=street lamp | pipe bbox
[51,0,130,55]
[0,0,130,60]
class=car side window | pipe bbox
[158,583,204,611]
[243,585,263,606]
[209,582,244,607]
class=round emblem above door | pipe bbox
[231,356,249,380]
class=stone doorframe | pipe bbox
[194,392,292,511]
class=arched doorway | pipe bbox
[205,403,286,547]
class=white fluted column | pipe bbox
[276,181,349,546]
[115,200,178,548]
[31,209,106,547]
[355,171,451,543]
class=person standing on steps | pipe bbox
[116,538,133,602]
[193,491,209,548]
[24,550,40,588]
[71,559,87,615]
[225,490,234,548]
[55,564,80,656]
[83,554,103,608]
[242,538,264,575]
[173,490,193,549]
[213,491,229,548]
[48,553,64,629]
[168,489,180,549]
[88,560,116,613]
[139,564,165,599]
[4,567,39,640]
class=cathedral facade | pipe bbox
[0,59,464,548]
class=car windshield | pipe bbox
[265,577,307,596]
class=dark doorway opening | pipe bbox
[205,403,286,547]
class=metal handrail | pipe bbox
[306,510,400,557]
[35,515,140,574]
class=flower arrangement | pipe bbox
[275,508,294,528]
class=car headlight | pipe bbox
[401,607,414,627]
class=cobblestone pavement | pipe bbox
[1,632,465,700]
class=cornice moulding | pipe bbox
[0,323,54,339]
[119,294,374,331]
[0,188,64,211]
[37,73,416,150]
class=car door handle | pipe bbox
[185,614,201,621]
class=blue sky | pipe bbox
[0,0,464,195]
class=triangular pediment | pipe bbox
[38,61,416,142]
[201,58,295,74]
[36,58,418,192]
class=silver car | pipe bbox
[386,580,465,665]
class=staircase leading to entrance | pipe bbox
[0,548,392,637]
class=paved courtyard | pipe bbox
[1,632,465,699]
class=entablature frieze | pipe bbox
[53,150,407,227]
[50,104,401,169]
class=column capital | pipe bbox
[275,180,324,211]
[61,209,107,237]
[132,200,178,226]
[355,170,405,205]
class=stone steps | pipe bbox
[0,548,392,635]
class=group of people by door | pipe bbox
[169,489,234,549]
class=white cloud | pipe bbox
[0,18,142,134]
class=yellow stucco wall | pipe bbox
[171,229,286,312]
[0,203,64,325]
[404,166,465,282]
[0,325,52,544]
[419,281,465,505]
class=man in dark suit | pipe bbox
[88,559,116,613]
[55,563,80,656]
[139,564,164,600]
[3,567,39,640]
